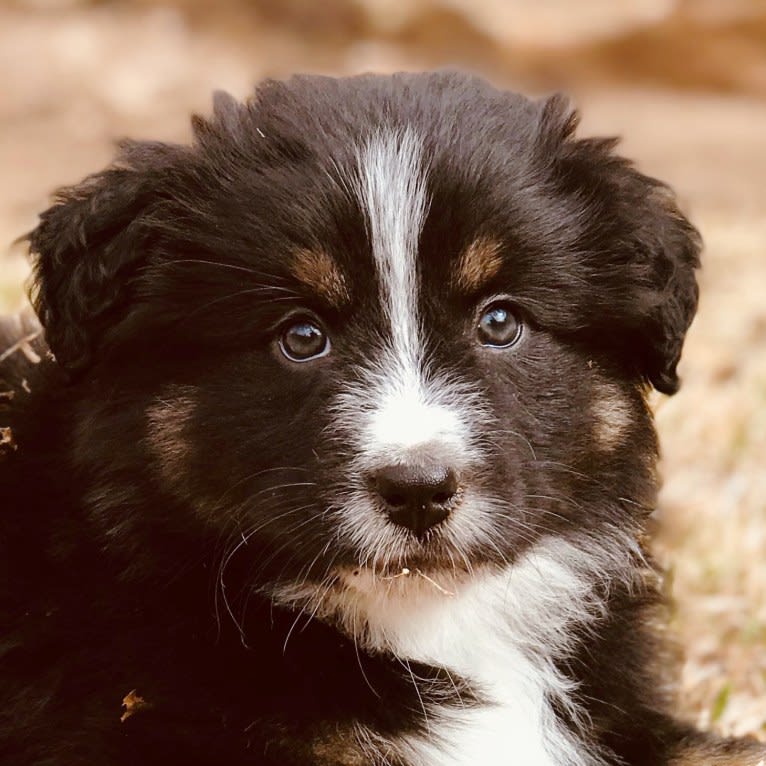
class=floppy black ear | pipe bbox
[28,143,169,373]
[626,183,701,395]
[537,95,702,395]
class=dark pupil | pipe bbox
[480,307,518,345]
[284,323,325,358]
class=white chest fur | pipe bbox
[337,538,626,766]
[275,535,637,766]
[390,585,567,766]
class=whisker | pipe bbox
[214,503,316,640]
[208,466,312,509]
[162,258,275,277]
[352,604,382,699]
[403,658,430,735]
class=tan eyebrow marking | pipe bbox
[454,237,504,293]
[291,248,350,307]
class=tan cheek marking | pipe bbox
[454,237,504,293]
[312,738,367,766]
[144,385,198,490]
[291,248,349,308]
[591,381,634,451]
[313,724,396,766]
[0,426,17,455]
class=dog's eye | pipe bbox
[477,302,522,348]
[279,320,330,362]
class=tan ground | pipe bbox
[1,0,764,740]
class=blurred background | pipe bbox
[1,0,764,739]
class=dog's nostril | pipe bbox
[384,492,407,508]
[373,464,458,537]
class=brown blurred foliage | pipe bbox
[4,0,766,97]
[103,0,766,96]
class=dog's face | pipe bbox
[29,73,700,604]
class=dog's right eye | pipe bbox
[278,320,330,362]
[477,302,523,348]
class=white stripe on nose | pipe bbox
[368,381,465,455]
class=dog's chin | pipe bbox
[344,527,484,581]
[268,542,482,615]
[335,561,474,599]
[354,541,485,580]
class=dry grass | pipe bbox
[654,213,766,736]
[583,89,766,736]
[1,0,764,740]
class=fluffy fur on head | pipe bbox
[1,72,762,766]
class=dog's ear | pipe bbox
[28,143,171,373]
[538,95,702,395]
[624,182,701,395]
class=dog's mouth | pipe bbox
[342,564,462,597]
[334,547,478,597]
[339,524,476,574]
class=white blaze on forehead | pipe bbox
[355,127,428,367]
[354,127,468,459]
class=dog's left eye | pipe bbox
[279,320,330,362]
[477,302,523,348]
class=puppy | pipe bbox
[1,72,763,766]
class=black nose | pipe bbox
[374,464,458,537]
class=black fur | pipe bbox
[1,72,762,765]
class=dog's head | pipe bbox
[28,73,700,601]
